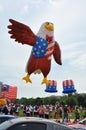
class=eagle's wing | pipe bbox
[8,19,36,46]
[53,41,62,65]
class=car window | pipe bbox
[7,122,46,130]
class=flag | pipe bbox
[2,86,17,100]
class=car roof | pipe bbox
[0,117,74,130]
[7,117,58,124]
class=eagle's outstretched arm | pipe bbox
[53,41,62,65]
[8,19,36,46]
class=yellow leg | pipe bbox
[22,74,32,83]
[41,77,50,85]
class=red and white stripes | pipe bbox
[62,80,74,87]
[48,80,57,86]
[45,35,55,60]
[45,42,55,60]
[2,86,17,100]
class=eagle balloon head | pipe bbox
[37,22,54,39]
[44,22,54,31]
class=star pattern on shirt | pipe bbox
[32,36,48,58]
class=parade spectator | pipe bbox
[15,105,20,116]
[2,105,9,115]
[8,104,14,115]
[38,105,44,118]
[54,105,61,123]
[33,105,38,117]
[26,105,31,117]
[49,104,53,118]
[44,105,50,119]
[29,105,33,116]
[74,107,80,122]
[23,105,26,116]
[63,105,68,122]
[59,105,63,118]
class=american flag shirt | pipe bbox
[32,36,55,60]
[32,36,48,58]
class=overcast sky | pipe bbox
[0,0,86,99]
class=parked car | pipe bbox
[0,117,74,130]
[0,114,17,124]
[64,117,86,130]
[68,123,86,130]
[79,117,86,125]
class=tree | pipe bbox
[67,95,77,106]
[77,94,86,107]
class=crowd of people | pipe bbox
[0,103,86,123]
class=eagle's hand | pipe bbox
[8,19,36,46]
[53,41,62,65]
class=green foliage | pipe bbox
[77,94,86,107]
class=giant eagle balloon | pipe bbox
[8,19,62,85]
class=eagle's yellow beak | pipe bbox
[45,22,54,31]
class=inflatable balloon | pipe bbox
[62,79,76,94]
[8,19,62,85]
[5,98,11,104]
[0,98,10,105]
[0,81,3,92]
[0,93,4,99]
[1,84,9,92]
[45,80,57,93]
[0,99,7,105]
[0,82,9,93]
[2,86,17,101]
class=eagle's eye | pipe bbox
[46,22,49,25]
